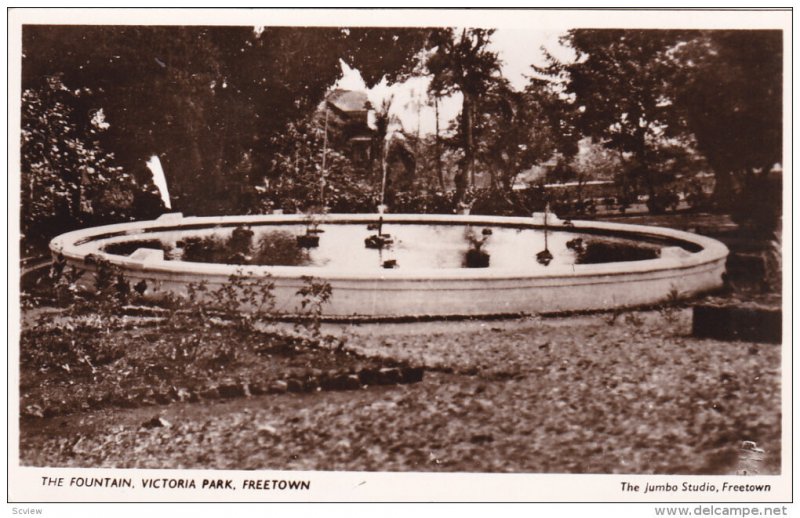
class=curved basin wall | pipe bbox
[49,213,729,318]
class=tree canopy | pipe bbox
[672,30,782,177]
[538,28,783,215]
[540,30,691,202]
[20,25,785,244]
[21,25,434,221]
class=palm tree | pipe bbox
[370,96,402,207]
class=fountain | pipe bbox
[365,130,395,250]
[364,204,394,250]
[49,210,729,318]
[51,135,729,317]
[535,203,554,266]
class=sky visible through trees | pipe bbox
[335,28,573,136]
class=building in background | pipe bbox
[323,89,374,167]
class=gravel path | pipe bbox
[19,309,781,474]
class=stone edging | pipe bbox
[49,213,730,317]
[21,365,425,419]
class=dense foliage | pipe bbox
[20,26,433,245]
[21,75,163,247]
[538,29,783,221]
[20,26,783,250]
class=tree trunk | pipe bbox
[455,93,474,204]
[434,96,445,190]
[633,125,654,198]
[465,95,475,188]
[489,168,498,191]
[501,171,513,193]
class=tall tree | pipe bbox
[433,94,445,189]
[672,30,782,212]
[539,30,690,207]
[426,28,502,204]
[470,79,566,192]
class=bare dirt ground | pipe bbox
[19,308,781,474]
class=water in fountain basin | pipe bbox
[98,223,671,270]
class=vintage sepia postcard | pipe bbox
[7,7,792,508]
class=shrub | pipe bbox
[228,226,254,255]
[34,254,340,378]
[646,191,680,214]
[19,324,126,374]
[295,276,333,339]
[210,270,277,331]
[658,287,683,325]
[469,189,528,217]
[179,226,253,265]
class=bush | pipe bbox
[326,189,379,214]
[33,256,336,379]
[179,226,252,265]
[295,276,333,338]
[250,181,563,218]
[208,270,277,330]
[228,226,254,255]
[21,76,164,251]
[469,189,527,217]
[646,191,680,214]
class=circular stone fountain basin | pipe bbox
[50,213,729,318]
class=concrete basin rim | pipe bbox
[49,213,730,282]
